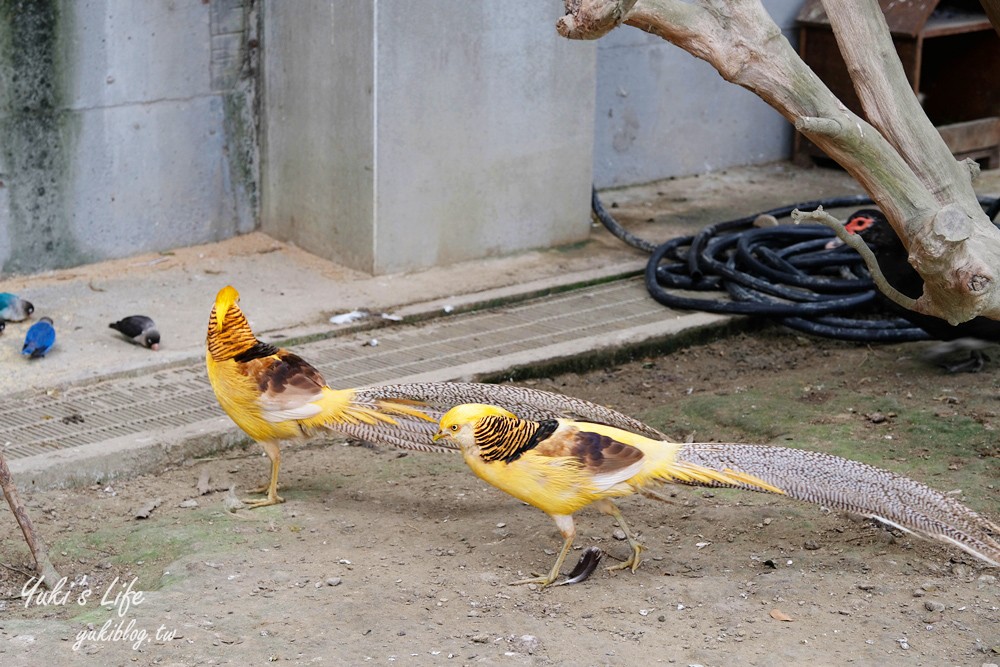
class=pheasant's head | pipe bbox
[207,285,257,361]
[434,403,517,452]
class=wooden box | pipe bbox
[795,0,1000,167]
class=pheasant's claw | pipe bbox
[606,542,644,573]
[509,574,561,588]
[242,492,285,508]
[250,481,281,494]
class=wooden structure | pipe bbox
[795,0,1000,167]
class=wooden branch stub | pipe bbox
[963,158,982,181]
[558,0,638,39]
[791,207,918,311]
[931,205,974,243]
[795,116,842,138]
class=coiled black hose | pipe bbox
[593,188,1000,342]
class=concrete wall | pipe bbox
[0,1,804,277]
[262,1,597,275]
[0,0,256,276]
[593,0,803,188]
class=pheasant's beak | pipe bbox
[432,430,446,442]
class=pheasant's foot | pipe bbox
[250,482,281,494]
[606,542,644,573]
[509,574,563,588]
[242,491,285,508]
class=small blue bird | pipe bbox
[22,317,55,359]
[0,292,34,322]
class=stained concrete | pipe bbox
[0,0,256,276]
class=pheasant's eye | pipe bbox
[449,424,459,432]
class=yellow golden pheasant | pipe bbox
[434,403,1000,587]
[206,286,669,508]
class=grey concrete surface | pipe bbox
[593,0,802,188]
[261,0,596,274]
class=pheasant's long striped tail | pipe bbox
[356,382,666,438]
[676,443,1000,566]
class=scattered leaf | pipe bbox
[769,608,794,622]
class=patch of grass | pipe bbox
[639,385,998,511]
[52,508,259,595]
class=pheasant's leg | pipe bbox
[510,515,575,588]
[596,499,644,573]
[244,441,285,508]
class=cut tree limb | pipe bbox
[559,0,1000,326]
[0,451,61,589]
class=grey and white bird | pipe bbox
[109,315,160,350]
[0,292,34,322]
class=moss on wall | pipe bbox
[0,0,88,275]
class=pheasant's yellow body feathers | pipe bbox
[205,286,433,507]
[435,403,785,586]
[436,403,783,518]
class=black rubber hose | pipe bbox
[594,189,1000,343]
[591,187,659,254]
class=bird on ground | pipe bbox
[434,403,1000,587]
[846,209,1000,372]
[206,286,664,508]
[0,292,34,322]
[21,317,56,359]
[109,315,160,350]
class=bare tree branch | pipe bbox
[792,207,917,311]
[0,451,61,589]
[560,0,1000,326]
[557,0,640,39]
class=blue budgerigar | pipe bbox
[0,292,34,322]
[22,317,56,359]
[109,315,160,350]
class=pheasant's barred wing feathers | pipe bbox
[247,351,327,423]
[553,428,647,491]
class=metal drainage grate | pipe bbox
[0,277,682,461]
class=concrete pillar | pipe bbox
[261,1,596,275]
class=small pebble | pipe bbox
[612,529,627,541]
[326,577,342,587]
[923,601,945,613]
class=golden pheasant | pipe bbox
[206,286,668,508]
[434,403,1000,587]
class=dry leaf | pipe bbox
[769,608,794,622]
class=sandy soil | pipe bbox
[1,330,998,666]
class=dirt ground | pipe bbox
[1,330,999,666]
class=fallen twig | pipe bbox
[0,451,61,589]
